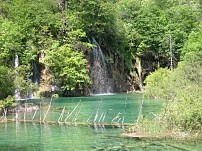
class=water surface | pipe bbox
[1,93,201,150]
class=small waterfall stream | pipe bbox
[14,52,21,100]
[89,38,112,94]
[31,61,40,84]
[27,60,40,99]
[14,52,19,68]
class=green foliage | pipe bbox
[69,0,116,37]
[118,0,201,66]
[145,52,202,131]
[0,0,92,97]
[165,87,202,131]
[0,19,22,66]
[14,65,37,98]
[0,19,22,50]
[165,2,201,56]
[144,68,171,99]
[181,26,202,58]
[44,44,91,91]
[128,115,167,135]
[164,52,202,131]
[0,0,202,99]
[68,0,131,67]
[118,0,158,56]
[0,66,14,100]
[0,95,16,109]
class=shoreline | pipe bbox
[122,131,202,141]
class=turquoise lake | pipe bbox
[0,93,201,150]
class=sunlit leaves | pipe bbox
[181,26,202,58]
[44,44,90,91]
[0,66,14,100]
[144,52,202,130]
[0,19,23,65]
[118,0,201,66]
[144,68,171,99]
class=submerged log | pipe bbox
[5,118,132,128]
[122,133,162,139]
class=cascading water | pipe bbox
[89,38,112,94]
[27,60,40,99]
[31,61,40,84]
[14,52,21,100]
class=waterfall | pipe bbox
[31,61,40,84]
[14,52,19,68]
[27,60,40,99]
[89,38,112,94]
[14,52,21,100]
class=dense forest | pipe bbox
[0,0,202,131]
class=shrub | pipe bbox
[163,52,202,131]
[144,68,171,99]
[145,52,202,131]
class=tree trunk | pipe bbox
[136,57,143,91]
[169,33,174,71]
[58,0,66,11]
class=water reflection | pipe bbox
[0,122,201,150]
[0,94,201,150]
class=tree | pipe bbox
[0,66,14,100]
[116,0,201,90]
[144,51,202,131]
[0,0,91,97]
[165,2,201,58]
[44,44,90,92]
[164,52,202,130]
[0,18,22,66]
[118,0,201,63]
[144,68,171,99]
[181,26,202,58]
